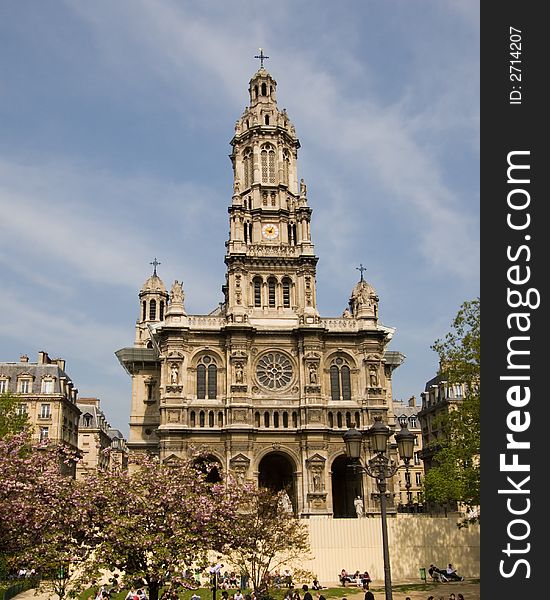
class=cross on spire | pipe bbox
[254,48,269,68]
[356,263,367,281]
[150,258,161,275]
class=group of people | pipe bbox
[426,595,465,600]
[122,588,149,600]
[428,563,464,582]
[339,569,372,588]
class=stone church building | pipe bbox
[116,64,404,519]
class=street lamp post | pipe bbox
[342,417,416,600]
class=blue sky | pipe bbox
[0,0,479,436]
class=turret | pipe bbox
[135,260,169,346]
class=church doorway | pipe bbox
[331,454,363,518]
[193,454,222,483]
[258,452,296,512]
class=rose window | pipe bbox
[256,352,293,389]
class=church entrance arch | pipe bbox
[193,454,222,483]
[331,454,363,518]
[258,451,296,512]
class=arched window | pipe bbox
[190,411,196,427]
[292,411,298,428]
[254,85,258,98]
[218,411,223,427]
[264,411,270,427]
[159,300,165,321]
[273,412,279,428]
[265,114,270,125]
[261,82,267,96]
[330,358,352,400]
[197,356,218,399]
[330,366,340,401]
[282,278,291,308]
[345,412,352,428]
[149,299,157,320]
[243,148,253,189]
[142,301,146,321]
[253,277,262,307]
[337,412,343,428]
[355,411,361,428]
[208,411,214,427]
[283,149,290,185]
[283,412,289,428]
[268,277,276,308]
[260,144,276,183]
[255,411,261,427]
[199,411,205,427]
[328,412,334,428]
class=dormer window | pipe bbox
[83,413,93,427]
[41,378,54,394]
[18,378,32,394]
[0,378,8,393]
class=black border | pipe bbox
[481,2,546,594]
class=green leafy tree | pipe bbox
[423,298,480,525]
[223,488,314,593]
[0,392,29,437]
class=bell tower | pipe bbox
[224,60,318,324]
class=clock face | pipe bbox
[261,223,279,240]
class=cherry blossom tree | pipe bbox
[0,432,91,600]
[80,454,242,600]
[223,488,314,593]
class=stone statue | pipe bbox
[354,496,364,518]
[234,178,240,194]
[369,365,379,387]
[300,178,307,197]
[279,491,293,514]
[235,362,245,383]
[342,307,352,318]
[309,363,318,384]
[170,363,179,384]
[312,472,322,492]
[170,280,184,304]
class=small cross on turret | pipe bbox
[356,263,367,282]
[150,258,161,276]
[254,48,269,68]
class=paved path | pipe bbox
[13,581,480,600]
[342,580,480,600]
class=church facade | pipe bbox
[116,64,404,518]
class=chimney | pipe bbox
[408,395,416,407]
[38,351,51,365]
[54,358,66,371]
[19,354,29,363]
